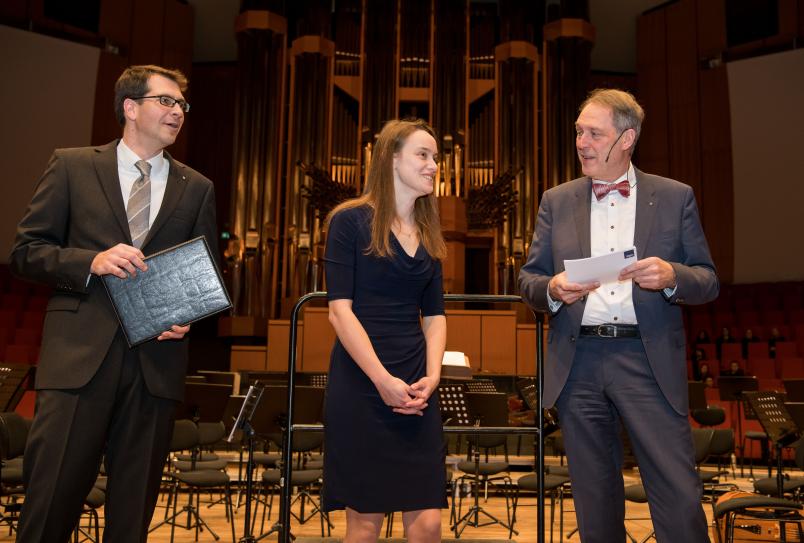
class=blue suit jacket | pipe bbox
[518,168,719,415]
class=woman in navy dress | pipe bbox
[323,118,447,543]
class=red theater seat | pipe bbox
[779,357,804,379]
[747,358,776,379]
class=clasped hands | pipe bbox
[376,374,438,416]
[91,243,190,341]
[548,256,676,304]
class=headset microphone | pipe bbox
[604,130,626,163]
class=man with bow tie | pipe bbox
[519,89,718,542]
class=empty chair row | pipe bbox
[0,343,39,364]
[0,327,43,346]
[0,309,45,330]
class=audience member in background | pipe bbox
[721,360,745,377]
[693,347,707,364]
[694,329,711,348]
[716,327,736,359]
[704,376,715,388]
[741,328,760,359]
[696,362,712,382]
[769,327,786,358]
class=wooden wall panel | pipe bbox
[267,320,302,371]
[92,51,128,146]
[696,0,733,283]
[230,345,268,371]
[516,324,536,376]
[779,0,799,37]
[129,0,164,65]
[480,312,517,374]
[99,0,132,52]
[696,0,726,57]
[445,312,482,371]
[799,0,804,38]
[0,0,28,21]
[698,66,734,283]
[162,1,193,75]
[665,0,702,198]
[635,9,669,177]
[300,307,336,372]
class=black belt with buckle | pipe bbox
[579,324,641,338]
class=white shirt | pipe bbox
[116,140,169,228]
[582,164,638,325]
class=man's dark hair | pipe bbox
[113,65,188,126]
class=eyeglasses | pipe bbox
[130,95,190,113]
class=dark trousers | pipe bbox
[555,336,709,543]
[16,334,176,543]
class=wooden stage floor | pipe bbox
[0,455,775,542]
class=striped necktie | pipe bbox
[127,160,151,249]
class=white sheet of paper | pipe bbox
[564,247,638,284]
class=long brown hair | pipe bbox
[327,119,447,260]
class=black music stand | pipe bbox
[227,382,265,543]
[438,383,473,426]
[465,379,497,393]
[250,385,327,542]
[718,376,759,476]
[452,391,517,537]
[785,402,804,431]
[177,382,233,424]
[784,379,804,402]
[744,391,801,498]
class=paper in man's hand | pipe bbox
[564,247,638,284]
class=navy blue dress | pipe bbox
[322,205,447,513]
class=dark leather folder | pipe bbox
[102,236,232,347]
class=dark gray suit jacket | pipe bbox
[10,140,218,401]
[518,168,719,415]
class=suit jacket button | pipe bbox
[570,336,575,343]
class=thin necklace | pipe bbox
[393,220,418,238]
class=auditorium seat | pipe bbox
[747,358,776,379]
[0,294,26,313]
[737,310,760,327]
[0,311,17,329]
[698,343,717,361]
[778,357,804,379]
[689,313,713,339]
[19,311,44,330]
[24,296,48,311]
[12,328,41,346]
[747,342,769,360]
[776,341,799,358]
[757,378,783,392]
[5,279,31,297]
[761,309,786,327]
[714,313,737,331]
[720,343,742,362]
[4,345,37,365]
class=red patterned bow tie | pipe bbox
[593,180,630,200]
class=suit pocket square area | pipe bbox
[102,236,232,346]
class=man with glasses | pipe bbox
[10,65,217,542]
[519,89,718,542]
